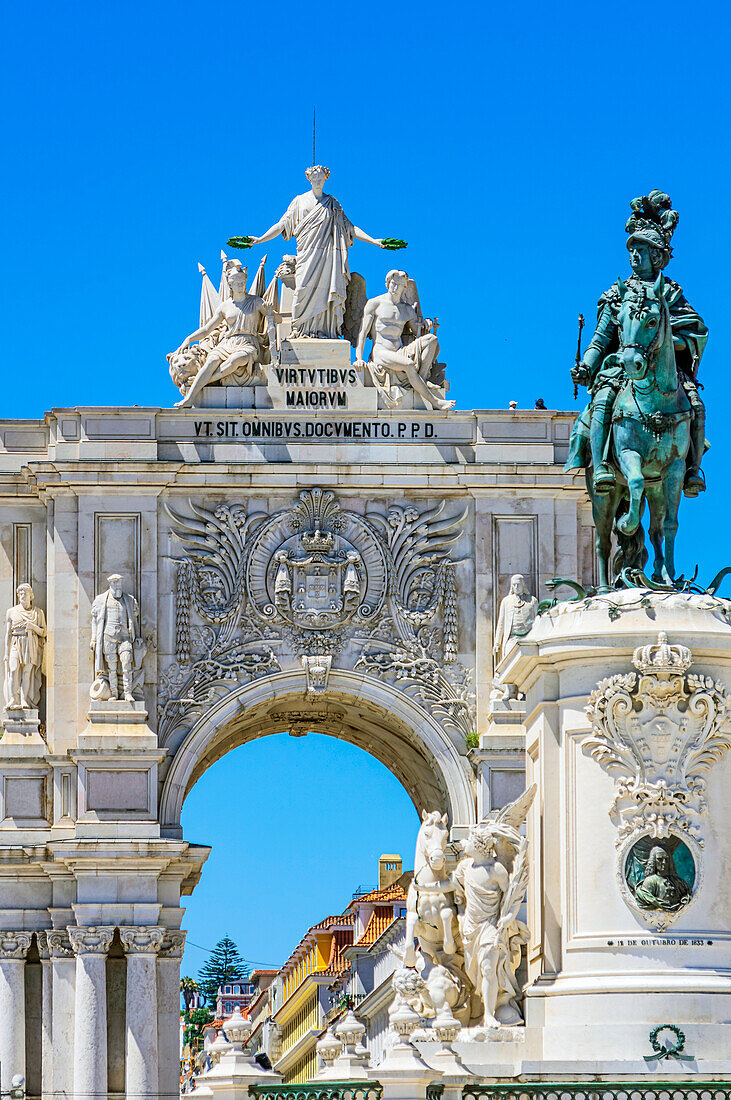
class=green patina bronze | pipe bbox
[565,191,709,591]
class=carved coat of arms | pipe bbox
[246,488,386,632]
[162,489,473,744]
[582,631,731,926]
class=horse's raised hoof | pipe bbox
[683,466,706,497]
[617,514,639,536]
[592,463,616,494]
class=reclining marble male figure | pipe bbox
[354,270,455,411]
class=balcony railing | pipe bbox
[462,1085,731,1100]
[249,1083,383,1100]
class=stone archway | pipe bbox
[159,668,477,838]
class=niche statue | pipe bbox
[3,585,46,710]
[90,575,146,702]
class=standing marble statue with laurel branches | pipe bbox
[239,166,394,339]
[453,786,536,1028]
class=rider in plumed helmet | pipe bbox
[566,190,708,497]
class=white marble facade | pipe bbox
[1,397,729,1092]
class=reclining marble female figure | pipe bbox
[170,259,276,407]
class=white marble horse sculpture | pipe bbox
[403,810,460,967]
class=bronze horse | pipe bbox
[590,273,692,590]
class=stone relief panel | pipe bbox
[582,631,731,927]
[159,489,473,744]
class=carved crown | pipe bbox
[301,528,335,552]
[632,632,692,675]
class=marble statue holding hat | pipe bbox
[90,574,146,702]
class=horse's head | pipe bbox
[614,272,669,380]
[416,810,449,874]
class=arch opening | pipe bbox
[160,669,476,837]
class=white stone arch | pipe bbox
[159,668,476,837]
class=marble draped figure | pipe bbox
[3,584,46,710]
[170,259,275,407]
[248,165,385,338]
[399,788,535,1032]
[493,575,538,662]
[90,574,145,702]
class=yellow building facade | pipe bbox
[272,914,354,1084]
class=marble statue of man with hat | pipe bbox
[90,574,145,702]
[566,190,708,496]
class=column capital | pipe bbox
[119,925,164,954]
[159,930,186,958]
[44,930,73,958]
[68,926,114,955]
[0,931,32,959]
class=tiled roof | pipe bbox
[279,912,354,974]
[356,905,398,946]
[319,928,354,974]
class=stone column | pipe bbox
[46,931,75,1099]
[0,932,31,1086]
[158,931,186,1100]
[120,926,164,1098]
[36,934,53,1100]
[69,926,114,1100]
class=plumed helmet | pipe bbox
[625,189,678,268]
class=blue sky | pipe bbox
[3,0,731,974]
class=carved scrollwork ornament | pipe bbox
[246,489,387,635]
[119,925,165,954]
[44,930,73,957]
[583,632,731,926]
[0,931,32,958]
[165,490,472,739]
[68,926,115,955]
[160,930,187,958]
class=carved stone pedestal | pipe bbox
[500,589,731,1071]
[472,696,526,819]
[1,707,45,746]
[87,698,149,725]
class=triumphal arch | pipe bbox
[0,176,729,1098]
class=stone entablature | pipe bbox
[0,406,574,464]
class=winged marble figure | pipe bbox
[453,784,536,1027]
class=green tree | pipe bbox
[197,935,250,1006]
[183,1005,213,1050]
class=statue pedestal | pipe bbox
[82,699,156,749]
[259,338,378,412]
[188,1046,281,1099]
[500,589,731,1071]
[471,698,526,819]
[74,699,161,838]
[1,707,45,748]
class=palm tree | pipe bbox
[180,975,199,1012]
